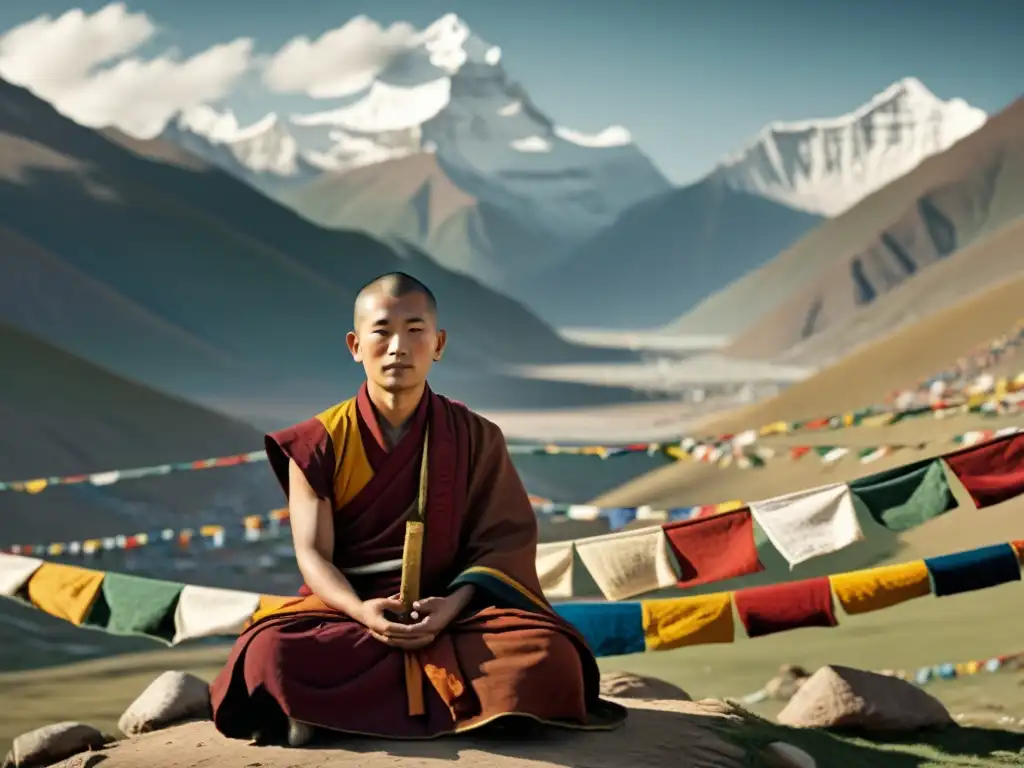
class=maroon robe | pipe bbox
[209,384,625,740]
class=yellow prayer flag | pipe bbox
[829,560,931,616]
[642,592,734,651]
[24,479,48,494]
[26,562,105,625]
[715,499,745,514]
[664,445,688,461]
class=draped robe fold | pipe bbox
[209,384,625,740]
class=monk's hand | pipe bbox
[406,592,467,636]
[357,597,436,649]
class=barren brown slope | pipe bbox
[279,152,569,290]
[725,140,1023,360]
[689,273,1024,436]
[280,153,476,240]
[778,215,1024,365]
[674,98,1024,337]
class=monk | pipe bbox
[210,272,626,745]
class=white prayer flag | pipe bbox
[749,483,863,568]
[575,527,678,601]
[173,585,261,644]
[0,553,43,596]
[535,541,575,598]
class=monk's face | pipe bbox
[347,291,447,393]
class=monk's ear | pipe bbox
[345,331,362,362]
[433,329,447,362]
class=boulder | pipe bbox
[118,671,212,736]
[2,722,110,768]
[777,665,953,731]
[599,671,692,701]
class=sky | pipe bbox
[0,0,1020,184]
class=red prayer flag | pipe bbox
[663,508,764,588]
[734,576,837,638]
[944,433,1024,508]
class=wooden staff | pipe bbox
[400,428,429,716]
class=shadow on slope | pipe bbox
[0,80,645,418]
[676,97,1024,338]
[776,216,1024,366]
[727,151,1022,359]
[521,180,821,329]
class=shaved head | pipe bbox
[353,272,437,327]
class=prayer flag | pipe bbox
[944,433,1024,508]
[641,593,734,650]
[749,483,862,567]
[662,508,763,587]
[734,577,837,638]
[574,527,678,601]
[850,459,956,531]
[829,560,931,615]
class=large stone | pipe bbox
[118,671,212,736]
[599,671,692,701]
[777,665,953,731]
[2,722,110,768]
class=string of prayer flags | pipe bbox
[2,509,292,558]
[662,508,763,587]
[733,577,838,638]
[924,544,1022,597]
[573,527,678,601]
[849,459,956,532]
[0,450,269,494]
[748,484,862,568]
[828,561,932,615]
[945,432,1024,508]
[3,538,1023,658]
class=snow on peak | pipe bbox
[163,13,669,241]
[711,77,987,216]
[175,105,302,176]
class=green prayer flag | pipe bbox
[849,459,956,532]
[85,572,183,643]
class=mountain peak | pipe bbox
[711,77,987,216]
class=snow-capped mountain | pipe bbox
[164,13,671,241]
[162,106,321,194]
[708,77,987,216]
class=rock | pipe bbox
[763,741,817,768]
[3,722,109,768]
[86,701,754,768]
[764,664,811,701]
[118,671,212,736]
[599,671,692,701]
[777,665,953,732]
